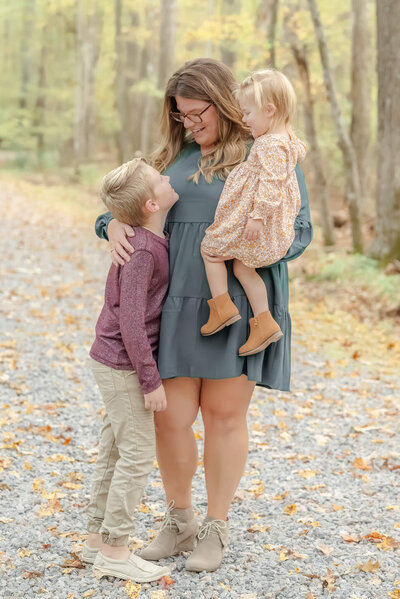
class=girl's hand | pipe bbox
[144,384,167,412]
[108,219,135,266]
[243,217,264,241]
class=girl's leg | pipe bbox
[201,248,228,297]
[201,375,255,519]
[154,377,201,507]
[233,259,269,316]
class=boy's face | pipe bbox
[147,165,179,210]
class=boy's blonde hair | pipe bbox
[237,69,297,136]
[100,158,153,227]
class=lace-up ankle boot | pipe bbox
[238,310,283,356]
[139,500,198,561]
[185,516,229,572]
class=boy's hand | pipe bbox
[243,217,264,241]
[144,384,167,412]
[108,219,135,266]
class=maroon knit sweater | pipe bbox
[90,227,169,394]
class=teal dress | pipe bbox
[95,143,312,391]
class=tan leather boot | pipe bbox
[139,501,198,561]
[239,310,283,356]
[185,516,229,572]
[201,292,241,336]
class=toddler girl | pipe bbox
[200,69,306,356]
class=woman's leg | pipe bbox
[154,377,201,508]
[201,375,255,519]
[233,259,269,316]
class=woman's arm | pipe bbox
[281,164,313,263]
[95,211,135,266]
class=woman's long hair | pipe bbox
[151,58,250,183]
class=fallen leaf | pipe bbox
[160,575,175,589]
[353,457,372,471]
[342,533,361,543]
[284,504,297,515]
[321,568,337,593]
[18,548,32,558]
[82,591,97,598]
[124,582,141,598]
[297,469,317,479]
[357,558,380,573]
[317,543,333,556]
[388,591,400,599]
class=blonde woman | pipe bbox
[94,58,312,573]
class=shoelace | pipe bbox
[159,499,180,531]
[197,519,226,540]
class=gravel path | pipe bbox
[1,183,400,599]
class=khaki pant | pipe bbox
[86,358,156,546]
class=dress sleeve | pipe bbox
[95,211,114,241]
[281,164,313,263]
[248,141,289,225]
[119,250,162,395]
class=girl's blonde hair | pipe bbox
[101,158,153,227]
[238,69,297,137]
[151,58,250,183]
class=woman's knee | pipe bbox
[202,404,247,435]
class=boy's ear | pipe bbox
[144,198,160,214]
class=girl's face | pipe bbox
[240,99,275,139]
[175,96,220,153]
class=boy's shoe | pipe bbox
[185,516,229,572]
[81,540,100,565]
[92,551,170,582]
[201,292,241,336]
[238,310,283,356]
[139,500,198,560]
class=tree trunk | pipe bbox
[114,0,131,163]
[220,0,241,69]
[19,0,36,110]
[307,0,363,253]
[350,0,372,211]
[371,0,400,261]
[205,0,215,56]
[256,0,279,68]
[284,10,335,246]
[74,0,103,169]
[158,0,178,89]
[32,41,46,166]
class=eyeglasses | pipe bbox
[170,103,213,124]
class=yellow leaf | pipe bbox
[386,506,400,510]
[82,591,97,598]
[284,504,297,515]
[297,470,317,479]
[45,454,75,463]
[388,591,400,599]
[309,521,320,527]
[138,504,150,513]
[332,504,344,511]
[18,548,31,558]
[124,581,141,598]
[279,551,289,561]
[150,592,166,599]
[220,582,231,590]
[24,461,33,470]
[32,479,45,493]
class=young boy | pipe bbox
[81,158,179,582]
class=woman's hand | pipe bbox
[243,217,264,241]
[144,384,167,412]
[108,219,135,266]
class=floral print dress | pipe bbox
[201,133,306,268]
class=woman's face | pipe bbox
[175,96,220,153]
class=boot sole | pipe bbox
[201,314,241,336]
[239,331,283,356]
[92,565,170,583]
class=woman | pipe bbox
[95,58,312,572]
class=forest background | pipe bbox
[0,0,399,339]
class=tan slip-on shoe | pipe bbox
[185,516,229,572]
[81,540,100,565]
[201,292,241,336]
[140,500,198,561]
[238,310,283,357]
[92,551,170,582]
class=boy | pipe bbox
[81,158,178,582]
